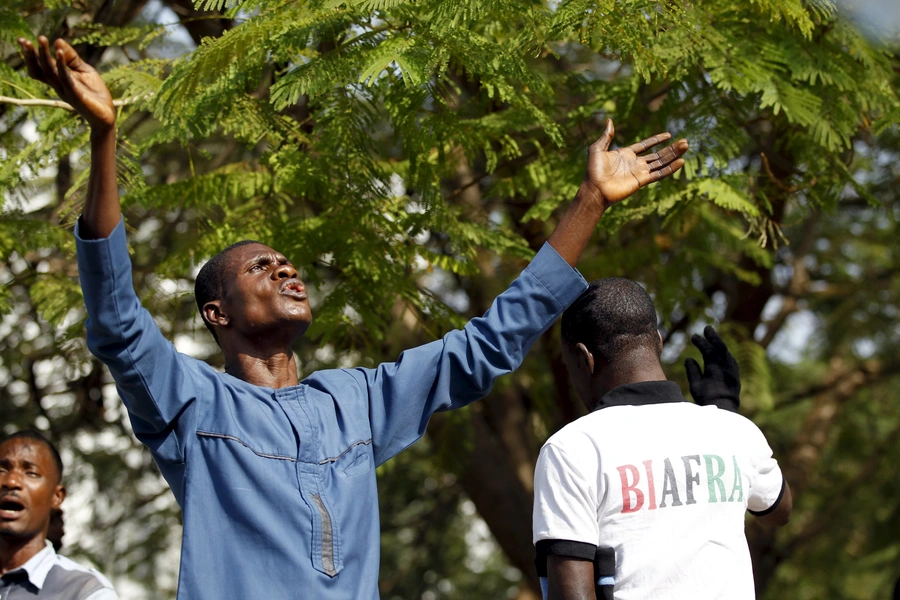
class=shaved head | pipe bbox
[561,278,659,363]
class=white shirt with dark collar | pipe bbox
[533,380,786,600]
[0,542,117,600]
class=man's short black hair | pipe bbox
[194,240,261,342]
[1,430,63,483]
[561,278,659,363]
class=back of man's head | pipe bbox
[561,278,660,364]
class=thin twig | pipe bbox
[0,94,150,111]
[0,95,75,110]
[761,152,817,194]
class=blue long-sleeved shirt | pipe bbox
[75,219,588,599]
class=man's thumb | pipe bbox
[597,118,614,151]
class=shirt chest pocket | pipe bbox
[323,440,373,478]
[194,430,298,461]
[196,394,300,461]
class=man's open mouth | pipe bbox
[281,280,307,300]
[0,497,25,518]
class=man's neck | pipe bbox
[0,535,46,576]
[224,347,300,388]
[592,358,668,403]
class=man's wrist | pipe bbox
[90,123,117,141]
[575,180,607,216]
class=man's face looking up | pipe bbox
[216,244,313,339]
[0,438,65,543]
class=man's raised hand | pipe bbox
[18,36,115,132]
[545,119,688,267]
[685,326,741,413]
[584,119,688,208]
[19,36,121,239]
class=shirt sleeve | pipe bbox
[533,441,600,548]
[744,423,786,515]
[348,243,588,466]
[75,218,200,479]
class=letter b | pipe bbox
[617,464,644,513]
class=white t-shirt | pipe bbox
[532,381,784,600]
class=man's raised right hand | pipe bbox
[18,36,116,132]
[582,119,688,210]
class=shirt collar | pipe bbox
[3,541,57,590]
[592,380,686,411]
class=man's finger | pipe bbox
[626,132,671,154]
[55,39,86,72]
[56,48,76,97]
[691,332,715,359]
[18,39,44,82]
[37,36,55,74]
[646,145,680,170]
[642,151,661,164]
[703,326,730,355]
[592,118,615,153]
[37,36,61,89]
[684,357,703,387]
[646,158,684,183]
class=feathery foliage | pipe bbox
[2,0,899,596]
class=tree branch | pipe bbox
[761,152,817,194]
[781,358,883,498]
[763,359,880,415]
[758,215,818,348]
[0,94,149,112]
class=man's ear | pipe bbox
[657,330,664,356]
[202,300,230,330]
[52,485,66,510]
[574,342,595,375]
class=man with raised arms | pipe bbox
[18,35,687,599]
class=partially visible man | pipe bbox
[0,431,118,600]
[532,280,791,600]
[47,509,64,553]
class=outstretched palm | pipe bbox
[584,119,688,207]
[18,36,115,131]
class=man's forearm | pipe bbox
[547,182,606,268]
[547,556,596,600]
[81,126,120,240]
